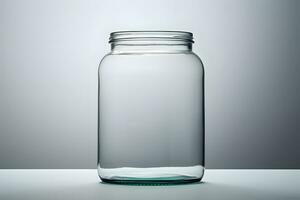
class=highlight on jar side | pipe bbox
[98,31,204,184]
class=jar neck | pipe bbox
[109,31,194,54]
[111,42,192,54]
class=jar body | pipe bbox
[98,32,204,184]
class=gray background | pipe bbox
[0,0,299,169]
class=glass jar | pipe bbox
[98,31,204,184]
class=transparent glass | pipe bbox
[98,31,204,184]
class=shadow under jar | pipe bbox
[98,31,205,184]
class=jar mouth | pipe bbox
[109,31,194,44]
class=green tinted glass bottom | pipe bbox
[98,165,204,185]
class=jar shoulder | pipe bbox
[188,52,204,69]
[98,52,204,72]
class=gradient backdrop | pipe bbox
[0,0,299,169]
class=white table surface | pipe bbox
[0,170,299,200]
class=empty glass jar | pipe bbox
[98,31,204,184]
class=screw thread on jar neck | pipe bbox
[109,31,194,54]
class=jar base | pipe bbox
[98,165,204,185]
[100,177,202,185]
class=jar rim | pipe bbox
[109,31,194,43]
